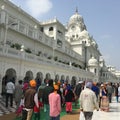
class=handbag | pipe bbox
[79,111,85,120]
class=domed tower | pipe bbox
[67,8,86,33]
[88,57,99,82]
[66,9,101,71]
[65,9,88,57]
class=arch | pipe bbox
[79,65,82,69]
[60,75,65,84]
[49,27,54,31]
[1,68,16,96]
[55,74,59,83]
[65,76,70,84]
[49,27,54,35]
[35,72,43,89]
[5,68,16,83]
[71,76,77,87]
[94,68,97,74]
[24,70,33,83]
[44,73,51,84]
[49,27,53,31]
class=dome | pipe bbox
[69,11,83,25]
[88,57,98,66]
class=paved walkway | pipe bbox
[92,102,120,120]
[0,96,120,120]
[92,97,120,120]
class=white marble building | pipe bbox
[0,0,119,94]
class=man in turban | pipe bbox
[21,80,38,120]
[79,82,99,120]
[49,84,61,120]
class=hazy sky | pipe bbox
[10,0,120,70]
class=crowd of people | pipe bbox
[3,78,120,120]
[79,81,120,120]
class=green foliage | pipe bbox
[48,56,52,59]
[25,48,32,53]
[10,43,21,50]
[54,56,58,61]
[36,51,42,56]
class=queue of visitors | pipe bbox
[2,77,120,120]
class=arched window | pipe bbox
[49,27,53,31]
[94,68,97,74]
[72,35,75,38]
[76,34,78,38]
[49,27,54,35]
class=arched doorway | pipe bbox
[55,74,59,84]
[71,76,77,88]
[1,68,16,96]
[35,72,43,89]
[24,70,33,83]
[60,75,65,84]
[5,68,16,83]
[65,76,70,84]
[44,73,51,84]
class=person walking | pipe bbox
[115,83,119,102]
[74,81,84,106]
[14,80,23,110]
[42,79,54,120]
[100,84,109,112]
[5,78,15,108]
[49,84,61,120]
[65,84,74,113]
[21,79,38,120]
[79,82,99,120]
[118,83,120,102]
[106,82,113,103]
[91,82,99,100]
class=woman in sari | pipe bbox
[100,84,109,112]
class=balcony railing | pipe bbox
[0,11,84,64]
[4,26,82,61]
[0,45,87,74]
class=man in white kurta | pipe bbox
[5,79,15,108]
[80,82,99,120]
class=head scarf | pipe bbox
[22,82,29,90]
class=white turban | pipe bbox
[86,82,92,88]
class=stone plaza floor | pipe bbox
[92,96,120,120]
[92,102,120,120]
[0,96,16,116]
[0,96,120,120]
